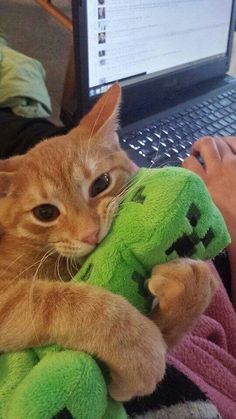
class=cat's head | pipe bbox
[0,84,134,260]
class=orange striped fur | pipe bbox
[0,85,167,401]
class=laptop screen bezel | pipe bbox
[72,0,236,124]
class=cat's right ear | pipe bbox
[0,156,22,197]
[0,156,23,173]
[78,83,121,137]
[0,172,13,197]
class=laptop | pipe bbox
[70,0,236,168]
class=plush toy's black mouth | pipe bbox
[53,408,73,419]
[166,203,215,257]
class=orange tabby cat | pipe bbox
[0,84,217,402]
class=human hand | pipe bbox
[182,136,236,242]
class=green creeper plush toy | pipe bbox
[0,167,230,419]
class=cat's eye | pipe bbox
[90,173,110,198]
[32,204,60,222]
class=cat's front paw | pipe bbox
[149,258,218,312]
[148,259,218,346]
[107,310,167,402]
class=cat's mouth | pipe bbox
[55,242,96,259]
[53,223,111,260]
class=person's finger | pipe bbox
[182,155,205,179]
[191,137,221,172]
[221,136,236,154]
[213,137,233,159]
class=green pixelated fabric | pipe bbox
[0,168,230,419]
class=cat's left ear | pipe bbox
[78,83,121,138]
[0,156,23,197]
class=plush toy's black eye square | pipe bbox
[186,203,201,227]
[131,186,146,204]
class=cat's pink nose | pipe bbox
[82,231,99,245]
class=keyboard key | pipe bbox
[165,138,175,145]
[122,135,133,143]
[128,140,141,150]
[219,98,231,106]
[182,125,193,134]
[214,111,225,119]
[205,124,216,134]
[212,122,224,130]
[207,114,217,122]
[218,119,230,127]
[121,86,236,167]
[145,136,154,143]
[152,143,167,153]
[139,148,154,157]
[183,115,193,123]
[219,108,230,116]
[224,126,236,135]
[229,113,236,121]
[170,147,179,154]
[137,137,152,146]
[150,154,168,165]
[224,116,235,124]
[218,129,232,136]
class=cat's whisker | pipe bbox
[0,253,25,280]
[31,248,56,281]
[117,168,157,203]
[71,257,80,273]
[55,254,64,283]
[107,179,141,214]
[105,197,118,217]
[108,177,135,205]
[66,257,74,280]
[104,171,149,223]
[54,253,58,279]
[8,246,53,283]
[113,186,131,203]
[110,170,151,206]
[101,198,120,236]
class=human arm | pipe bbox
[182,136,236,310]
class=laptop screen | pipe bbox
[71,0,235,122]
[86,0,233,97]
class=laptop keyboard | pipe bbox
[121,87,236,167]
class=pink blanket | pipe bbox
[167,263,236,419]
